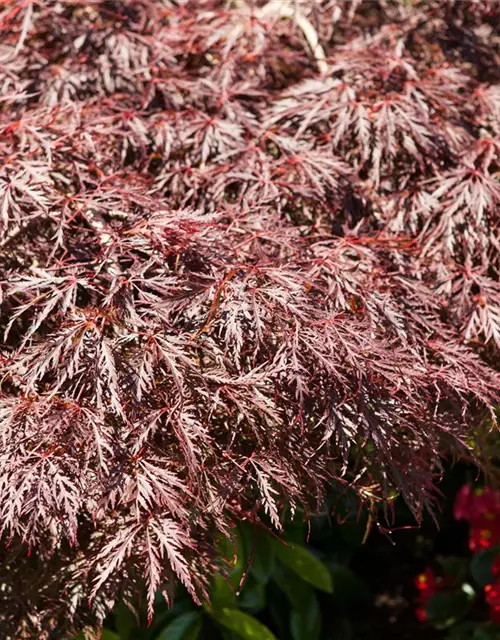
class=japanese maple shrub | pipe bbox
[0,0,499,636]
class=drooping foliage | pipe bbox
[0,0,499,635]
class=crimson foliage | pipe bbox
[0,0,499,635]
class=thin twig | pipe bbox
[257,0,330,75]
[232,0,329,75]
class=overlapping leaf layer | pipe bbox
[0,0,499,635]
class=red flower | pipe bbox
[469,517,500,553]
[490,606,500,625]
[415,607,428,623]
[454,485,500,524]
[415,568,439,601]
[485,582,500,623]
[414,568,454,622]
[485,582,500,605]
[491,554,500,579]
[454,485,500,554]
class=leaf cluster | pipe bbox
[0,0,499,634]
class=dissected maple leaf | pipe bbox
[0,0,499,636]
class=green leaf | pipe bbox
[239,578,266,612]
[211,574,237,610]
[337,519,368,548]
[210,530,246,609]
[290,592,321,640]
[445,621,477,640]
[326,563,370,608]
[470,547,500,588]
[211,608,276,640]
[220,530,246,587]
[273,541,333,593]
[273,564,321,640]
[154,586,197,616]
[267,583,291,640]
[473,623,500,640]
[240,525,276,584]
[155,612,203,640]
[426,591,472,629]
[439,557,469,584]
[282,515,307,544]
[273,565,316,613]
[114,601,139,640]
